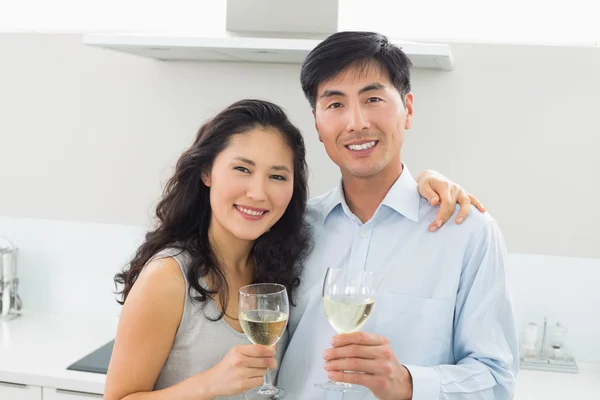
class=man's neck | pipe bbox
[342,161,403,223]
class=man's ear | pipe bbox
[404,92,414,130]
[312,109,323,143]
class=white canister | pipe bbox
[2,252,13,282]
[522,322,539,353]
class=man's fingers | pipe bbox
[455,189,472,224]
[331,332,388,347]
[324,357,392,375]
[327,370,374,387]
[324,334,392,361]
[324,344,378,361]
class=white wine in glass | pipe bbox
[238,283,289,399]
[315,268,375,392]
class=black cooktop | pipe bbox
[67,340,114,374]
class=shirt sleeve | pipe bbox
[404,219,520,400]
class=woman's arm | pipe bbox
[103,257,276,400]
[416,169,486,232]
[103,257,213,400]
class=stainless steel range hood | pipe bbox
[82,0,454,70]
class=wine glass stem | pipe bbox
[258,368,276,394]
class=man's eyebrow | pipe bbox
[319,82,386,99]
[319,89,346,99]
[358,82,386,94]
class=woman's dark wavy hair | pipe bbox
[114,99,312,320]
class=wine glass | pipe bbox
[238,283,289,399]
[315,268,375,392]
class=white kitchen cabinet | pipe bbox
[0,381,42,400]
[43,387,103,399]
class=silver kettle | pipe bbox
[0,235,21,318]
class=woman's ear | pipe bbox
[201,169,211,187]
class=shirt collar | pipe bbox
[321,164,421,224]
[320,185,344,223]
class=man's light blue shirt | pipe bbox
[277,165,519,400]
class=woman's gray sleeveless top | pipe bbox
[152,248,288,399]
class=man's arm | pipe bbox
[406,220,519,399]
[323,220,519,400]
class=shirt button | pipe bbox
[360,231,367,238]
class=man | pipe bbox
[277,31,519,399]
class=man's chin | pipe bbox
[343,164,384,179]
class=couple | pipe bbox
[104,31,518,400]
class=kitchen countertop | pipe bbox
[1,312,599,398]
[515,362,600,399]
[0,311,118,394]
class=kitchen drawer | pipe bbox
[0,381,42,399]
[42,387,103,399]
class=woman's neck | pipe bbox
[208,218,254,279]
[206,218,254,326]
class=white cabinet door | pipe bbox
[0,381,42,399]
[42,387,103,400]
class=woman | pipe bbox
[104,99,482,400]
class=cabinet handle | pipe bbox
[0,381,28,388]
[56,388,103,398]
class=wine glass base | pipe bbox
[314,380,362,392]
[245,385,286,399]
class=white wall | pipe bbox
[3,1,599,46]
[1,215,599,363]
[0,33,337,228]
[406,43,600,259]
[0,216,143,318]
[340,0,600,46]
[1,33,598,258]
[0,1,228,33]
[0,33,599,361]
